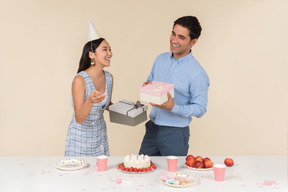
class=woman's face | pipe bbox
[92,40,112,67]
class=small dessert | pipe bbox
[161,173,197,186]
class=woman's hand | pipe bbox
[87,90,106,104]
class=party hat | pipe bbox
[88,20,101,42]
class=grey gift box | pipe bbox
[109,100,148,126]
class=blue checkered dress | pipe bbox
[65,71,112,156]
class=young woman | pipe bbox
[65,37,113,156]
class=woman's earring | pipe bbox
[91,60,95,65]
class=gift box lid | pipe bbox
[139,81,174,97]
[109,100,148,118]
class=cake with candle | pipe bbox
[124,154,150,169]
[117,154,157,173]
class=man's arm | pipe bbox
[171,71,209,118]
[151,71,209,118]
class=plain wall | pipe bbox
[0,0,287,156]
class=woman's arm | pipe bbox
[72,75,106,124]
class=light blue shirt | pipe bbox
[147,51,210,127]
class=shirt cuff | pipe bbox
[171,103,180,113]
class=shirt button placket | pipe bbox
[167,60,176,82]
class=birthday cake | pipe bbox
[124,154,150,169]
[117,154,157,173]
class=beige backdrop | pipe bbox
[0,0,287,156]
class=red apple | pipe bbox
[203,157,211,162]
[195,156,203,162]
[186,158,196,167]
[186,155,195,161]
[195,161,204,168]
[203,160,213,168]
[224,158,234,167]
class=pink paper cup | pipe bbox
[96,155,108,171]
[167,156,178,172]
[214,164,226,181]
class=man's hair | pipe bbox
[173,16,202,40]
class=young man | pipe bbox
[139,16,210,156]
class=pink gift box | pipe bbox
[140,81,174,105]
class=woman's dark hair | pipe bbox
[173,16,202,40]
[77,38,105,73]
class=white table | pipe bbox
[0,156,287,192]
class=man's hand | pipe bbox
[143,80,152,87]
[150,92,174,110]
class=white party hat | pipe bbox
[88,20,101,42]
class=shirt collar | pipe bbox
[170,50,193,64]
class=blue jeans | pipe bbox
[139,120,190,156]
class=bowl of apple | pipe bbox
[185,155,214,171]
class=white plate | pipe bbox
[116,162,158,174]
[184,164,213,171]
[55,159,87,171]
[161,173,198,188]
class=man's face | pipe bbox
[170,24,197,59]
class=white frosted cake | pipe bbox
[124,154,150,169]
